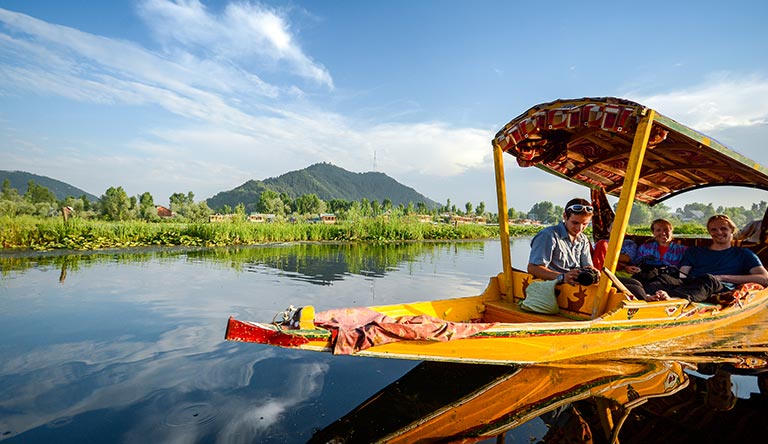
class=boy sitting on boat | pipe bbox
[527,197,601,285]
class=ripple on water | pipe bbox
[46,416,73,428]
[163,402,218,428]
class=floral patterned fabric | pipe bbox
[708,282,764,307]
[590,187,614,242]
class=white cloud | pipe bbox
[136,0,333,88]
[629,74,768,131]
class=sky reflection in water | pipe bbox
[0,240,534,443]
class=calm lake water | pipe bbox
[2,239,768,443]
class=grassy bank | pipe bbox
[0,216,544,251]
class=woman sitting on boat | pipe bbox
[627,218,687,274]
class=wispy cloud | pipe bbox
[136,0,333,88]
[630,73,768,131]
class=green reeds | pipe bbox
[1,216,525,251]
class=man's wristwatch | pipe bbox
[556,273,564,284]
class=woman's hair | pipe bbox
[707,214,737,232]
[650,218,672,232]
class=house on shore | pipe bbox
[156,206,174,218]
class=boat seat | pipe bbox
[483,300,579,323]
[506,269,620,320]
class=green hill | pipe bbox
[0,170,98,202]
[206,163,439,212]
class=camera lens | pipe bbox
[577,269,597,286]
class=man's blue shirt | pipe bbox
[529,222,593,274]
[682,246,761,278]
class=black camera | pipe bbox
[576,268,599,286]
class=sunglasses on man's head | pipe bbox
[566,204,594,214]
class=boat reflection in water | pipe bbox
[310,359,688,444]
[309,317,768,444]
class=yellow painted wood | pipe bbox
[594,110,656,318]
[298,305,316,329]
[493,141,513,296]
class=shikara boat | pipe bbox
[308,359,689,444]
[226,97,768,364]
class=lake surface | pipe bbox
[2,239,768,443]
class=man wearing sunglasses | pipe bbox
[527,198,600,285]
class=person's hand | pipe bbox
[645,290,671,301]
[625,265,640,274]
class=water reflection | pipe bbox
[309,359,690,443]
[3,241,486,282]
[2,240,767,443]
[310,356,768,443]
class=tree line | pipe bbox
[0,180,492,223]
[515,200,768,230]
[2,178,765,230]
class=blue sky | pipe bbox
[1,0,768,212]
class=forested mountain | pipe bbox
[0,170,98,202]
[206,163,438,212]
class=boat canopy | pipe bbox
[494,97,768,206]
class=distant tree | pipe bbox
[445,198,451,213]
[529,201,556,223]
[101,186,130,221]
[628,202,652,226]
[1,179,20,201]
[170,191,194,207]
[80,195,91,211]
[476,201,486,216]
[328,199,352,214]
[649,202,672,223]
[371,200,381,216]
[139,192,158,221]
[359,198,370,217]
[221,204,232,214]
[720,205,754,228]
[25,180,56,204]
[188,201,213,222]
[383,198,393,212]
[258,190,289,215]
[234,203,246,222]
[406,201,415,215]
[295,194,324,215]
[465,202,473,215]
[279,193,293,211]
[170,191,197,219]
[416,202,428,214]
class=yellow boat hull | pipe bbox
[226,273,768,365]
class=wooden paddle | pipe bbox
[602,267,636,300]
